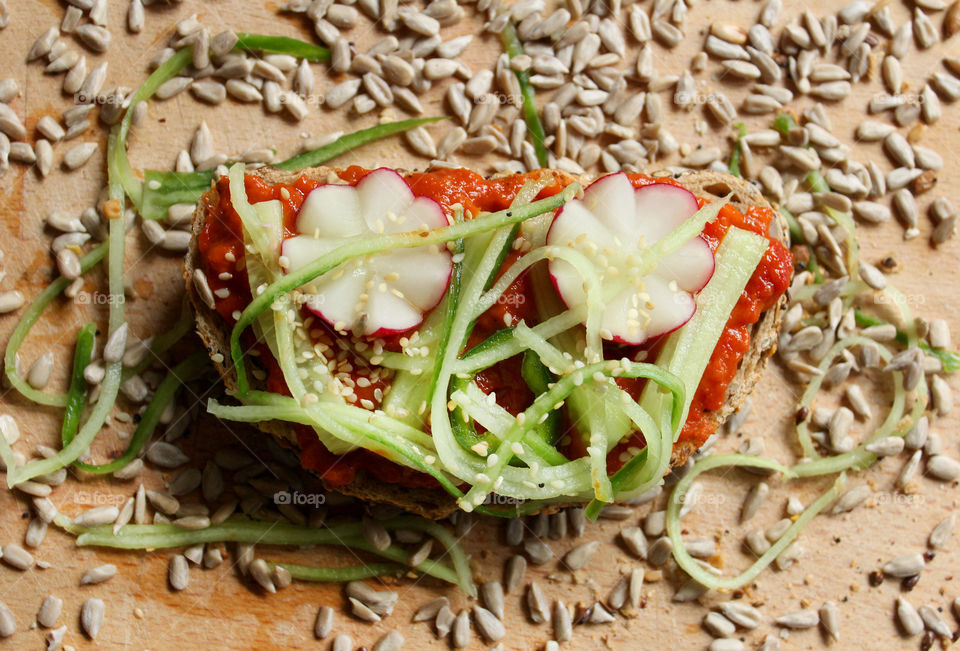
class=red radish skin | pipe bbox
[546,173,715,345]
[281,168,453,338]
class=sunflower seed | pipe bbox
[479,581,504,620]
[705,35,749,60]
[0,105,24,142]
[925,454,960,481]
[23,516,46,548]
[704,611,736,637]
[346,581,397,616]
[931,72,960,100]
[75,24,111,53]
[80,598,105,639]
[308,605,335,639]
[78,563,117,587]
[246,558,274,593]
[918,605,951,637]
[37,595,62,629]
[523,538,554,565]
[710,640,744,651]
[2,543,33,570]
[562,540,599,570]
[332,634,353,651]
[522,581,551,624]
[44,210,84,233]
[145,441,189,469]
[73,505,120,527]
[776,609,819,629]
[815,601,841,641]
[504,554,526,593]
[927,515,954,550]
[28,27,60,61]
[61,141,97,170]
[443,608,468,647]
[897,597,924,635]
[755,0,780,26]
[468,605,504,642]
[831,485,870,515]
[856,121,895,142]
[898,449,924,486]
[616,526,647,559]
[549,599,571,641]
[865,436,904,457]
[716,601,761,629]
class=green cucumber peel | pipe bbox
[501,23,548,168]
[3,243,107,407]
[639,227,769,434]
[233,33,330,62]
[72,352,209,474]
[60,323,98,447]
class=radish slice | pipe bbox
[545,173,715,345]
[281,168,453,337]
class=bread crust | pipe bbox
[185,166,788,518]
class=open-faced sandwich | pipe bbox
[185,165,792,519]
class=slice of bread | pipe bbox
[185,166,789,518]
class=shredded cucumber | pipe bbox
[640,227,770,437]
[665,455,846,591]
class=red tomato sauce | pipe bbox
[198,169,792,488]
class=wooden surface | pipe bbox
[1,0,959,649]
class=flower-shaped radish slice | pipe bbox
[545,173,715,345]
[280,168,453,337]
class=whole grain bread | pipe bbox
[185,166,789,518]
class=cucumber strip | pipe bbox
[793,335,898,460]
[2,130,128,487]
[56,516,471,593]
[274,117,446,171]
[500,23,548,168]
[140,120,448,220]
[115,48,194,208]
[472,245,604,363]
[230,182,580,394]
[453,381,565,466]
[59,323,97,446]
[452,310,584,375]
[232,33,330,62]
[271,561,404,583]
[425,208,465,410]
[72,353,209,474]
[855,309,960,373]
[459,358,685,509]
[638,227,769,436]
[3,243,107,407]
[521,350,561,447]
[513,322,678,511]
[727,122,747,177]
[665,454,837,592]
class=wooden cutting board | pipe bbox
[0,0,958,648]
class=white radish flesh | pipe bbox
[546,173,715,344]
[281,168,452,336]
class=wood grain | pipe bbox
[0,1,958,649]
